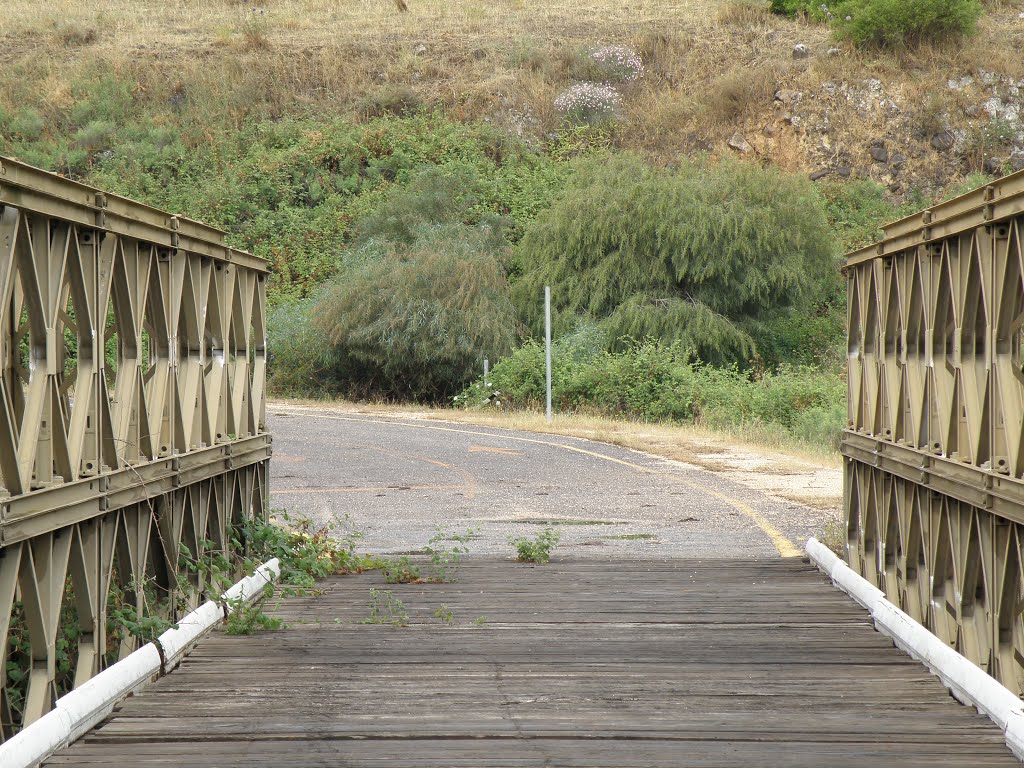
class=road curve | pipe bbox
[267,404,831,559]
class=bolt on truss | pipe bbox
[844,169,1024,694]
[0,157,271,739]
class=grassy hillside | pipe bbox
[2,0,1021,185]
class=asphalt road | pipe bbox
[267,405,829,559]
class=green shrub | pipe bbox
[833,0,982,48]
[267,294,336,397]
[462,339,846,451]
[512,528,560,563]
[312,225,518,401]
[769,0,826,18]
[512,154,836,366]
[357,85,424,118]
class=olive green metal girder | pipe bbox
[844,168,1024,693]
[0,157,271,737]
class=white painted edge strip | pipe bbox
[806,537,1024,761]
[0,557,281,768]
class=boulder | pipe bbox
[931,131,955,152]
[868,140,888,163]
[728,133,753,154]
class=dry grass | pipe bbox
[1,0,1020,181]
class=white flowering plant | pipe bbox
[588,45,644,83]
[554,82,623,126]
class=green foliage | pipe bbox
[312,225,518,401]
[380,556,423,584]
[362,589,410,627]
[353,165,509,246]
[768,0,827,18]
[357,85,424,118]
[433,604,455,624]
[511,528,560,563]
[464,339,847,451]
[267,294,336,397]
[224,585,286,635]
[832,0,982,47]
[243,512,366,590]
[424,528,476,582]
[512,154,836,366]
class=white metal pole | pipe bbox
[545,286,552,422]
[484,358,489,388]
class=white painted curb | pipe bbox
[806,538,1024,761]
[0,557,281,768]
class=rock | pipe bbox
[827,47,842,57]
[728,133,753,154]
[931,131,955,152]
[984,157,1004,175]
[947,76,974,92]
[888,183,903,193]
[868,140,888,163]
[889,153,907,170]
[809,168,831,181]
[793,43,810,60]
[1010,149,1024,172]
[835,166,852,178]
[471,48,487,60]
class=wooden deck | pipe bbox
[46,559,1017,767]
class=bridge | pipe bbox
[2,159,1024,766]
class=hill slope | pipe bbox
[1,0,1022,197]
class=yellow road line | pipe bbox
[275,484,467,495]
[469,445,526,456]
[272,409,801,558]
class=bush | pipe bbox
[461,339,846,450]
[357,85,423,118]
[311,225,518,401]
[512,529,560,563]
[554,83,623,126]
[768,0,826,18]
[587,45,644,83]
[267,294,336,397]
[512,154,836,366]
[833,0,982,48]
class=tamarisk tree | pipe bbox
[512,155,835,365]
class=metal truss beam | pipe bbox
[0,158,270,737]
[845,168,1024,693]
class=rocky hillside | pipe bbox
[0,0,1021,207]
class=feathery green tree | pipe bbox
[312,224,518,401]
[512,155,836,365]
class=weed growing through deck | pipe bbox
[433,604,454,625]
[473,616,488,627]
[380,556,423,584]
[224,584,286,635]
[424,527,477,582]
[362,589,410,627]
[244,511,369,592]
[511,528,561,563]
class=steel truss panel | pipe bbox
[845,170,1024,693]
[0,161,270,738]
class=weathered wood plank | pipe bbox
[43,558,1019,767]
